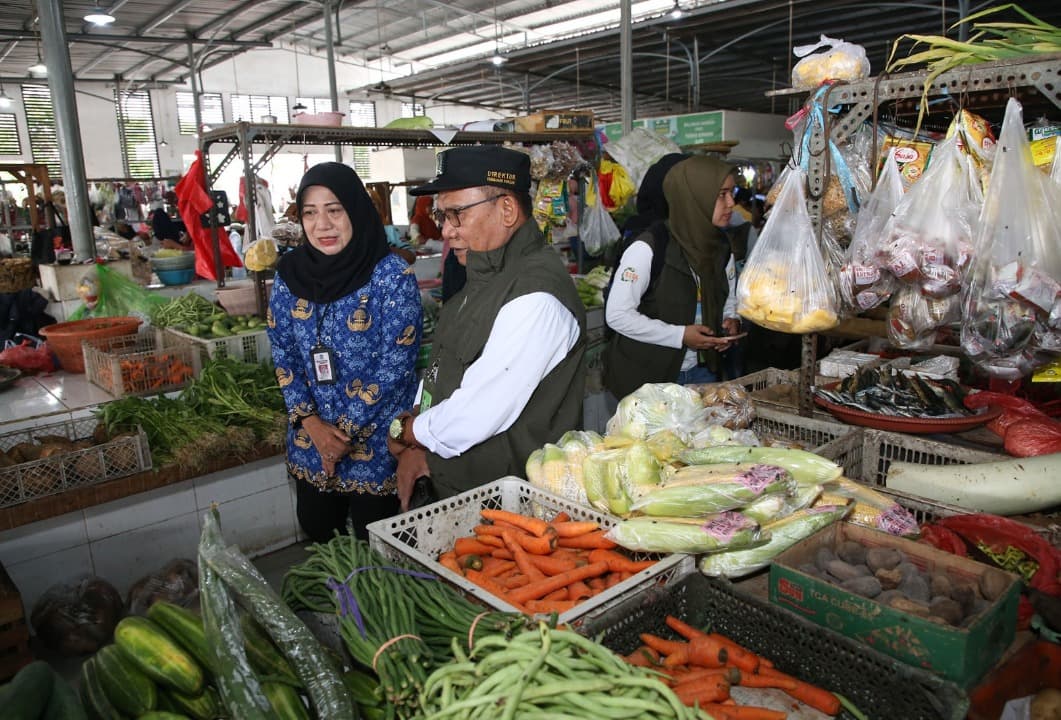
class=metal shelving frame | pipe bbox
[198,122,597,312]
[776,55,1061,415]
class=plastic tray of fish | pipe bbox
[813,365,971,419]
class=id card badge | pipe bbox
[311,345,337,384]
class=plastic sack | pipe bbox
[791,34,870,89]
[68,264,169,323]
[0,337,57,373]
[699,504,848,579]
[604,512,765,554]
[581,442,661,516]
[816,478,919,536]
[630,463,796,517]
[126,558,199,616]
[243,237,278,272]
[601,127,681,191]
[962,98,1061,378]
[887,285,948,350]
[532,177,568,232]
[606,382,711,443]
[737,168,839,333]
[30,575,123,655]
[524,430,605,507]
[685,382,755,429]
[579,173,620,257]
[839,149,905,315]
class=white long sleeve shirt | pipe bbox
[605,240,738,372]
[412,292,581,459]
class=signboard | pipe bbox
[600,110,724,146]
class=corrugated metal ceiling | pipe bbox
[2,1,1060,122]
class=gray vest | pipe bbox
[422,220,587,497]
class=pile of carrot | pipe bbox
[437,508,656,615]
[622,615,843,719]
[96,353,195,393]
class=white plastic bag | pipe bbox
[737,168,839,334]
[961,98,1061,377]
[578,173,620,256]
[601,127,681,191]
[791,35,870,89]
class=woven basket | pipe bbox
[0,259,36,294]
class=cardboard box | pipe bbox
[770,522,1020,687]
[514,109,594,133]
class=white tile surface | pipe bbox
[213,485,297,557]
[88,511,201,595]
[0,510,88,565]
[193,456,287,508]
[83,479,195,541]
[0,376,68,425]
[36,373,116,412]
[7,545,94,624]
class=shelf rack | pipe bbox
[780,55,1061,416]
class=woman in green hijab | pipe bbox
[603,155,746,401]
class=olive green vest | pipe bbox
[422,220,587,497]
[603,230,697,400]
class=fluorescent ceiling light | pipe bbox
[28,60,47,76]
[84,5,116,25]
[491,53,507,66]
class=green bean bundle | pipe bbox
[150,292,226,328]
[416,623,710,720]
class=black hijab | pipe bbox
[276,162,390,303]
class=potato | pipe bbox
[1031,688,1061,720]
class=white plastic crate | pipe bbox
[751,406,859,453]
[732,368,835,421]
[160,327,271,365]
[367,477,693,628]
[83,332,201,398]
[816,428,1001,523]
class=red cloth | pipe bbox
[174,151,243,281]
[233,176,269,224]
[410,196,441,241]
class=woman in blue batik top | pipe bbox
[268,162,422,542]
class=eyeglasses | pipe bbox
[432,194,507,228]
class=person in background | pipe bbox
[268,161,422,542]
[409,196,441,242]
[150,200,188,251]
[603,154,747,402]
[386,146,586,508]
[368,187,416,265]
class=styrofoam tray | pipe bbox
[367,477,693,628]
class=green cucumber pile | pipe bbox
[150,292,265,339]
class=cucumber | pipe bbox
[340,668,381,708]
[239,613,300,686]
[42,676,88,720]
[147,601,216,675]
[96,644,157,716]
[2,660,56,720]
[136,713,193,720]
[162,686,223,720]
[114,616,204,697]
[261,682,311,720]
[79,655,123,720]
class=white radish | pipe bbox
[886,453,1061,515]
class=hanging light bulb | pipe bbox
[28,38,47,76]
[491,51,507,66]
[84,4,116,25]
[670,1,684,20]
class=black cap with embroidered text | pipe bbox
[410,146,531,196]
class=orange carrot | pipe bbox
[556,531,617,549]
[700,704,786,720]
[586,576,606,592]
[480,508,550,537]
[524,599,578,614]
[665,615,711,642]
[526,553,583,576]
[566,579,593,600]
[588,548,655,574]
[688,636,731,669]
[638,633,690,659]
[542,587,568,601]
[507,561,609,604]
[670,667,740,686]
[471,532,504,548]
[550,511,572,523]
[465,569,513,598]
[475,524,556,554]
[604,572,627,589]
[458,554,483,571]
[480,557,515,577]
[757,667,839,715]
[438,551,462,575]
[733,670,794,690]
[550,521,601,537]
[490,548,514,560]
[622,646,661,667]
[501,574,531,589]
[672,678,730,706]
[502,530,546,582]
[454,536,497,557]
[709,633,763,673]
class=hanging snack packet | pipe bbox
[962,98,1061,379]
[737,168,838,334]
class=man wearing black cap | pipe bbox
[387,146,587,507]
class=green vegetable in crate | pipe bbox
[631,463,795,517]
[79,655,124,720]
[146,601,216,675]
[680,445,842,485]
[741,482,823,525]
[239,611,301,686]
[0,660,56,720]
[342,668,383,712]
[95,643,158,716]
[114,616,204,696]
[604,512,767,554]
[161,686,223,720]
[700,504,851,579]
[262,682,312,720]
